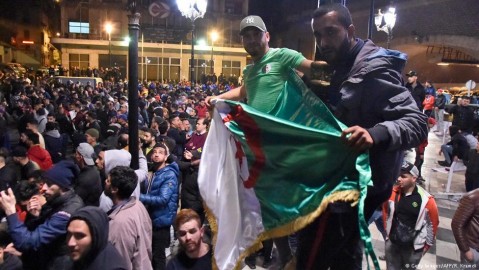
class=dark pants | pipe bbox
[465,172,479,192]
[152,226,170,270]
[297,203,362,270]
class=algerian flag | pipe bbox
[198,70,377,270]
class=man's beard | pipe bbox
[44,191,61,202]
[319,36,351,66]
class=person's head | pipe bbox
[47,113,56,123]
[27,169,45,191]
[75,143,96,167]
[11,146,28,164]
[26,119,39,132]
[397,161,418,191]
[42,160,79,202]
[195,118,210,133]
[425,81,433,88]
[240,15,270,61]
[85,128,99,145]
[406,70,418,84]
[142,128,156,146]
[95,151,105,170]
[437,88,444,95]
[14,180,40,211]
[24,130,40,146]
[105,166,138,201]
[67,206,109,263]
[117,133,129,149]
[150,143,169,170]
[85,112,97,123]
[117,114,128,126]
[119,103,128,114]
[169,115,181,129]
[182,119,191,132]
[174,209,204,256]
[311,3,355,65]
[461,95,471,106]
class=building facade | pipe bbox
[51,0,250,82]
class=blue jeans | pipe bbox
[441,144,453,164]
[368,209,387,240]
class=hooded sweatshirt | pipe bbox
[68,206,128,270]
[99,149,147,212]
[27,144,53,170]
[44,129,63,163]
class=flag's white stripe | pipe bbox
[199,104,264,270]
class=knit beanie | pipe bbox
[85,128,100,140]
[43,160,79,190]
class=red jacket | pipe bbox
[28,145,53,170]
[423,95,435,111]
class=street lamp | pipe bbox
[177,0,207,85]
[375,6,396,49]
[210,30,218,74]
[105,22,113,68]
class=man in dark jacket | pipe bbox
[0,160,84,270]
[448,95,475,134]
[439,125,470,167]
[434,89,447,135]
[140,143,179,270]
[74,143,102,206]
[67,206,128,270]
[43,122,63,163]
[298,4,428,269]
[405,70,426,111]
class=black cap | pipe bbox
[406,70,418,77]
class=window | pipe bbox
[69,22,90,34]
[222,60,241,78]
[69,54,90,70]
[138,57,180,82]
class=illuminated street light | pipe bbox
[105,22,113,67]
[375,6,396,48]
[177,0,207,84]
[210,30,218,74]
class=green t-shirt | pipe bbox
[243,48,306,113]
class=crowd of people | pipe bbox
[0,3,475,270]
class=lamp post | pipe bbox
[177,0,207,85]
[374,6,396,49]
[127,0,140,169]
[210,30,218,74]
[105,22,113,68]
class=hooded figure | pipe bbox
[67,206,128,270]
[98,149,147,212]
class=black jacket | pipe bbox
[69,206,128,270]
[11,190,84,270]
[406,82,426,111]
[435,94,447,109]
[74,165,102,206]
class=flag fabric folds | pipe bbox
[198,70,378,270]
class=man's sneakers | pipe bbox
[378,254,386,261]
[438,160,451,167]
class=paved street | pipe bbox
[242,126,468,270]
[365,127,466,270]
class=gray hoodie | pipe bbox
[99,149,148,212]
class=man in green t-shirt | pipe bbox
[206,15,313,114]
